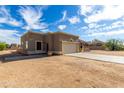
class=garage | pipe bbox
[62,41,79,54]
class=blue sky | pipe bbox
[0,5,124,44]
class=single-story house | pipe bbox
[78,40,90,52]
[21,31,82,55]
[88,39,105,50]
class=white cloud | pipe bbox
[88,23,97,29]
[40,29,49,32]
[87,20,124,33]
[79,5,124,39]
[88,29,124,37]
[111,20,124,28]
[68,16,80,24]
[81,26,88,30]
[8,20,22,26]
[85,20,124,35]
[53,10,67,25]
[83,5,124,23]
[88,23,106,30]
[19,6,48,30]
[58,25,67,30]
[0,6,22,26]
[80,5,94,16]
[61,11,67,21]
[0,29,20,44]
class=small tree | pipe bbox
[0,42,7,51]
[6,43,9,48]
[105,39,124,51]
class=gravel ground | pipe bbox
[0,55,124,88]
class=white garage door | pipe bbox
[62,43,77,54]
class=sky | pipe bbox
[0,5,124,44]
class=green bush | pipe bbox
[105,39,124,51]
[0,42,7,51]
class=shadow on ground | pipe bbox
[0,51,48,63]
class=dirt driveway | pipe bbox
[0,55,124,88]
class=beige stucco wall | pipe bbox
[21,32,45,52]
[44,33,53,51]
[53,34,62,51]
[21,31,80,54]
[21,33,28,51]
[28,32,45,51]
[45,33,62,52]
[53,33,79,51]
[57,33,78,41]
[45,32,79,52]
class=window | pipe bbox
[26,41,28,49]
[21,41,23,46]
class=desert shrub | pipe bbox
[101,44,107,50]
[105,39,124,51]
[0,42,7,51]
[6,44,9,48]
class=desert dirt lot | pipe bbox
[0,52,124,87]
[0,50,14,55]
[90,50,124,56]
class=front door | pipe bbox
[36,42,42,50]
[46,43,48,52]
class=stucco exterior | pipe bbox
[21,31,80,55]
